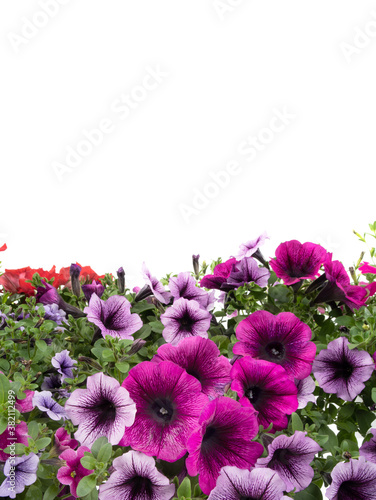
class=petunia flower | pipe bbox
[186,396,263,495]
[99,450,175,500]
[42,373,70,399]
[233,310,316,380]
[35,303,67,325]
[52,428,79,455]
[312,337,374,401]
[225,256,270,290]
[120,360,209,462]
[36,281,85,318]
[169,272,215,310]
[359,262,376,275]
[359,429,376,463]
[84,293,142,339]
[32,391,67,421]
[15,389,35,413]
[236,231,269,260]
[64,372,136,447]
[81,279,105,301]
[57,446,93,498]
[326,456,376,499]
[208,466,288,500]
[295,375,316,409]
[0,243,6,251]
[152,336,232,399]
[256,431,322,492]
[0,453,39,499]
[230,357,298,432]
[52,350,77,382]
[140,262,172,304]
[160,298,211,345]
[200,258,238,290]
[269,240,327,285]
[0,421,29,461]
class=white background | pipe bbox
[1,0,375,287]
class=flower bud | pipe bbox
[192,254,200,279]
[70,263,82,297]
[117,267,125,294]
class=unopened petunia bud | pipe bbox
[117,267,125,294]
[81,280,104,302]
[192,254,200,279]
[70,263,82,297]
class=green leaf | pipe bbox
[177,477,191,498]
[102,349,115,361]
[76,474,97,498]
[81,453,97,470]
[292,413,304,432]
[295,483,323,500]
[115,362,130,373]
[97,442,112,463]
[36,339,47,352]
[372,387,376,403]
[318,425,338,455]
[43,483,60,500]
[0,374,10,404]
[356,409,375,435]
[149,321,164,334]
[134,324,152,340]
[35,437,51,450]
[25,485,43,500]
[28,421,40,441]
[91,437,109,459]
[335,316,355,327]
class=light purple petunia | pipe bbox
[99,450,175,500]
[142,262,172,304]
[326,456,376,500]
[208,466,288,500]
[359,429,376,463]
[226,257,270,290]
[186,396,263,495]
[160,297,211,345]
[51,350,77,382]
[120,360,209,462]
[32,391,66,421]
[256,431,322,492]
[230,357,298,432]
[84,293,143,339]
[312,337,374,401]
[295,375,316,409]
[0,453,39,499]
[152,336,232,400]
[269,240,327,285]
[64,372,136,447]
[81,279,105,301]
[36,303,67,325]
[169,272,215,311]
[236,231,269,260]
[233,310,316,380]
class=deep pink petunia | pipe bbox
[152,336,232,399]
[186,396,263,495]
[57,446,93,498]
[359,262,376,274]
[200,258,238,290]
[0,421,29,461]
[15,389,35,413]
[120,360,209,462]
[269,240,327,285]
[326,456,376,500]
[233,310,316,380]
[52,428,79,455]
[230,357,298,432]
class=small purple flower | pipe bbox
[51,350,77,382]
[81,279,105,301]
[65,372,136,447]
[225,256,270,290]
[160,298,211,345]
[36,281,61,305]
[359,429,376,463]
[208,466,287,500]
[32,391,66,421]
[236,231,269,260]
[234,310,316,380]
[142,263,172,304]
[41,373,70,399]
[186,396,263,495]
[256,431,322,492]
[152,336,231,399]
[99,450,175,500]
[326,456,376,499]
[312,337,374,401]
[269,240,327,285]
[231,357,298,432]
[169,272,214,310]
[84,293,142,339]
[120,360,209,462]
[295,375,316,409]
[36,303,67,325]
[0,453,39,499]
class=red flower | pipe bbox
[0,244,6,252]
[0,266,60,296]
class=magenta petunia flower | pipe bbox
[160,298,211,345]
[65,372,136,447]
[120,360,209,462]
[57,446,94,498]
[295,375,316,409]
[99,450,175,500]
[236,231,269,260]
[52,427,79,455]
[359,429,376,463]
[186,396,263,495]
[0,421,29,461]
[51,350,77,382]
[326,456,376,500]
[226,257,270,290]
[233,310,316,380]
[81,279,104,301]
[141,262,172,304]
[256,431,322,492]
[0,453,39,499]
[15,389,35,413]
[84,293,142,339]
[230,357,298,432]
[200,258,238,290]
[269,240,327,285]
[169,272,214,310]
[312,337,374,401]
[359,262,376,274]
[152,336,232,400]
[208,466,288,500]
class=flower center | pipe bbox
[179,312,195,331]
[245,386,261,406]
[125,475,153,497]
[271,448,290,466]
[335,360,354,380]
[95,399,117,424]
[151,399,174,422]
[265,341,285,361]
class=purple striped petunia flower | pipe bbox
[99,450,175,500]
[256,431,322,492]
[141,262,172,304]
[51,350,77,382]
[359,429,376,463]
[326,456,376,499]
[225,257,270,290]
[64,372,136,447]
[169,272,215,311]
[312,337,374,401]
[208,466,289,500]
[160,298,211,345]
[236,231,269,260]
[186,396,263,495]
[152,336,231,400]
[32,391,66,421]
[120,360,209,462]
[269,240,327,285]
[233,310,316,380]
[81,279,104,301]
[84,293,142,339]
[230,357,298,432]
[295,375,316,409]
[0,453,39,499]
